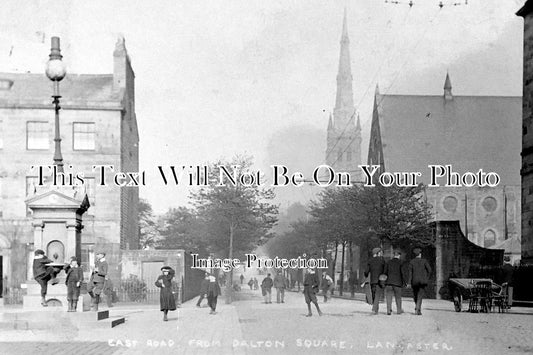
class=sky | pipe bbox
[0,0,526,213]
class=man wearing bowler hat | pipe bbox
[385,250,406,315]
[407,247,431,315]
[364,247,386,314]
[87,251,108,311]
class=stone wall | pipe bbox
[121,250,204,303]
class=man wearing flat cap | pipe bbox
[364,247,386,314]
[87,251,108,311]
[32,249,59,307]
[384,250,406,315]
[408,248,431,315]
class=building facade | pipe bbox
[0,37,139,294]
[367,74,521,257]
[518,1,533,265]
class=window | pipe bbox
[443,196,458,213]
[482,196,497,213]
[73,122,95,150]
[484,230,496,248]
[27,121,49,150]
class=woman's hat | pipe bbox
[96,251,106,256]
[413,248,422,256]
[372,247,382,255]
[70,256,78,262]
[161,266,172,271]
[34,249,45,255]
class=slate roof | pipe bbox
[374,94,522,186]
[0,72,120,107]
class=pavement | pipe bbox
[1,287,533,355]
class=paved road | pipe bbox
[1,287,532,355]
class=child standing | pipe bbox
[65,256,83,312]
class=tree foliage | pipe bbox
[190,155,278,259]
[138,198,158,249]
[267,183,433,260]
[156,206,207,254]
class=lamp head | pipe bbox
[45,37,66,82]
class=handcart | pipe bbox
[448,278,509,313]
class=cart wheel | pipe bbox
[453,290,462,312]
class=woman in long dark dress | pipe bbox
[155,266,176,321]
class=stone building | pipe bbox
[367,74,521,256]
[0,37,139,296]
[325,10,363,287]
[518,0,533,265]
[325,10,362,179]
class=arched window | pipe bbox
[484,230,496,248]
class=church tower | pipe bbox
[326,9,362,178]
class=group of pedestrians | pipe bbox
[260,271,289,303]
[32,249,112,312]
[247,277,259,290]
[364,247,431,316]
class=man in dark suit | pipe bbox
[261,273,274,304]
[364,247,385,315]
[385,250,405,315]
[408,248,431,315]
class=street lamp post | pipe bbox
[45,37,67,173]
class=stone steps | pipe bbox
[0,308,126,330]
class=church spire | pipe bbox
[444,72,453,100]
[335,7,354,112]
